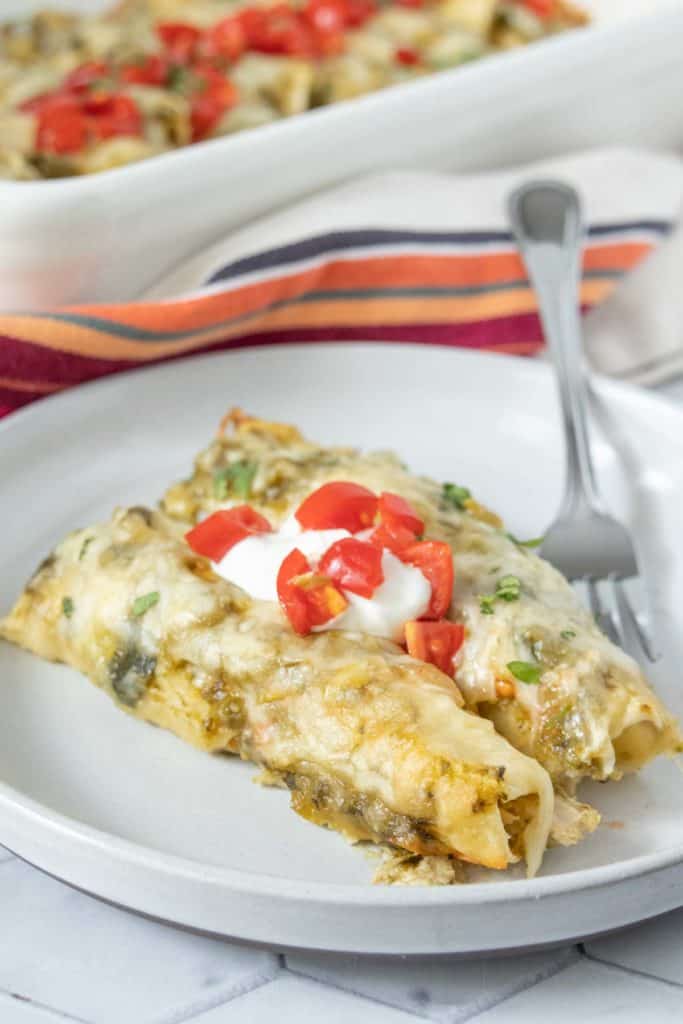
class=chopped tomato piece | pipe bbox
[35,96,88,154]
[277,548,348,635]
[344,0,377,26]
[319,537,384,598]
[201,16,247,62]
[378,491,424,537]
[405,620,465,675]
[83,94,142,140]
[369,521,416,556]
[303,0,346,33]
[518,0,555,17]
[395,47,420,65]
[121,55,170,86]
[64,61,111,93]
[20,91,57,114]
[400,540,454,619]
[311,25,345,55]
[242,4,315,57]
[190,82,239,140]
[188,65,239,139]
[157,22,202,62]
[295,481,378,532]
[185,506,272,562]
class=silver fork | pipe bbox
[508,180,658,663]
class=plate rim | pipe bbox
[1,341,682,913]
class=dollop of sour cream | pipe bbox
[212,516,430,641]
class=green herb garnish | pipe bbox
[507,533,544,549]
[132,591,160,618]
[213,460,258,500]
[479,575,522,615]
[167,65,201,94]
[62,596,74,618]
[495,575,521,602]
[561,629,576,641]
[442,482,471,510]
[79,536,94,561]
[507,661,542,685]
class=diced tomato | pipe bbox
[518,0,555,17]
[277,548,348,635]
[82,93,143,140]
[395,46,420,66]
[185,506,272,562]
[405,620,465,675]
[189,69,239,140]
[201,16,247,62]
[312,27,345,56]
[157,22,202,62]
[344,0,377,27]
[369,522,416,556]
[303,0,346,33]
[190,95,221,140]
[35,95,88,154]
[295,481,378,532]
[378,491,424,537]
[20,91,54,114]
[242,4,315,57]
[63,61,111,93]
[319,537,384,598]
[121,55,170,86]
[400,540,454,619]
[236,7,269,43]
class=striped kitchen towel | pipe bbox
[1,147,682,418]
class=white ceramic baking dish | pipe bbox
[1,0,682,308]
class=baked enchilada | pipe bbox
[2,505,555,878]
[0,0,587,179]
[161,411,681,790]
[2,409,680,884]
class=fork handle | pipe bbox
[508,181,602,514]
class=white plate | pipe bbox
[1,3,683,308]
[1,344,682,955]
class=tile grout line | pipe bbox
[281,968,427,1022]
[0,989,92,1024]
[580,946,683,992]
[283,962,437,1023]
[149,967,282,1024]
[284,946,580,1024]
[447,946,581,1024]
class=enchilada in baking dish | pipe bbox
[0,0,587,179]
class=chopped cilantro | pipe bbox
[167,65,195,93]
[79,536,94,561]
[62,596,74,618]
[167,65,206,95]
[507,661,542,685]
[561,629,576,641]
[442,482,471,511]
[132,591,160,618]
[507,532,544,549]
[495,575,521,602]
[213,460,258,501]
[479,576,521,615]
